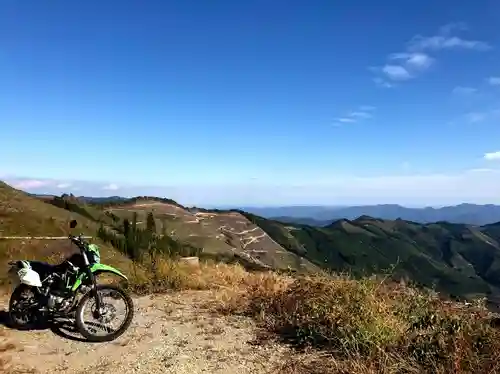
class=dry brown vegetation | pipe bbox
[128,258,500,374]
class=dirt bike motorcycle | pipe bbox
[7,220,134,342]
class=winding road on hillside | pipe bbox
[0,291,291,374]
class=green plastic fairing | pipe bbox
[71,263,128,291]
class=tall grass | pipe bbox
[208,271,500,373]
[122,253,500,373]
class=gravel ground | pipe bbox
[0,291,292,374]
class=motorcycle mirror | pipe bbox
[69,220,78,229]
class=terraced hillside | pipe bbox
[102,199,318,272]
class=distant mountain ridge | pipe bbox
[240,203,500,226]
[29,194,500,225]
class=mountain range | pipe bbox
[32,195,500,226]
[240,203,500,226]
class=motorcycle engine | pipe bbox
[47,292,65,310]
[47,290,74,312]
[45,272,74,312]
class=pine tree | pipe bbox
[146,212,156,235]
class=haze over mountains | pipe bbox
[33,194,500,226]
[241,204,500,226]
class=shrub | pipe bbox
[211,271,500,373]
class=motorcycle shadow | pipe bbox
[0,309,88,343]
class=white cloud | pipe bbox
[452,86,477,95]
[382,65,412,81]
[408,23,491,52]
[349,111,372,119]
[439,22,468,35]
[408,35,491,52]
[334,106,376,126]
[336,117,356,123]
[484,151,500,160]
[488,77,500,86]
[102,183,119,191]
[373,77,393,88]
[56,183,72,189]
[389,52,434,70]
[464,109,500,123]
[466,168,497,173]
[12,179,51,189]
[371,23,491,86]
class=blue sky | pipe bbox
[1,0,500,206]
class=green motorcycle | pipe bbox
[7,220,134,342]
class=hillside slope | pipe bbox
[241,212,500,301]
[0,182,133,284]
[101,198,318,272]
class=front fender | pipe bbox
[71,264,128,292]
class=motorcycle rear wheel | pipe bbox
[8,284,49,330]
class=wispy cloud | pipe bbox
[335,117,356,123]
[12,179,51,189]
[56,183,72,189]
[373,77,393,88]
[467,168,497,173]
[382,65,413,81]
[464,109,500,123]
[349,111,372,119]
[484,151,500,161]
[408,22,491,52]
[389,52,434,70]
[408,35,491,52]
[102,183,119,191]
[333,106,376,126]
[466,112,487,123]
[371,23,491,87]
[452,86,477,95]
[487,77,500,86]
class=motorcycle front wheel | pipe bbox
[74,284,134,342]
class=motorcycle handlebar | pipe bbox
[68,234,87,251]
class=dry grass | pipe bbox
[124,257,500,373]
[128,256,283,294]
[204,270,500,373]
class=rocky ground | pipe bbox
[0,291,295,374]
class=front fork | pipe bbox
[85,268,103,318]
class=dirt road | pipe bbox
[0,291,292,374]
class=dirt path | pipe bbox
[0,291,291,374]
